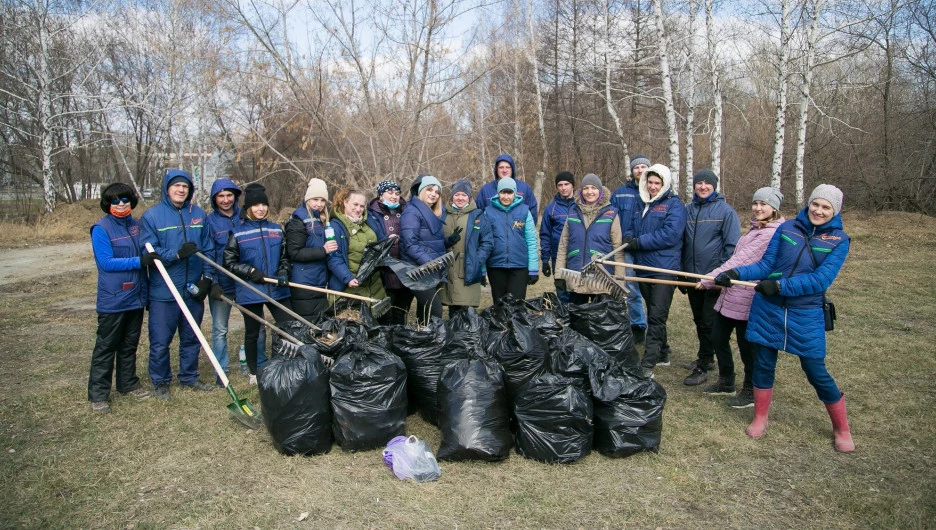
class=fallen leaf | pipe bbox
[298,512,309,521]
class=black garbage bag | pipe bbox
[489,313,548,405]
[273,320,317,350]
[546,327,610,392]
[514,374,593,463]
[568,296,639,369]
[479,294,528,331]
[329,331,408,452]
[590,363,666,457]
[355,237,395,284]
[389,317,461,425]
[308,319,358,362]
[259,343,332,456]
[446,306,494,353]
[436,342,512,461]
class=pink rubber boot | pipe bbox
[825,394,855,453]
[745,388,773,438]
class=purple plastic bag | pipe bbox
[382,435,441,482]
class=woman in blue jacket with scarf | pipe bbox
[401,175,452,324]
[285,178,335,322]
[715,185,854,452]
[223,184,291,385]
[88,183,158,413]
[483,177,539,305]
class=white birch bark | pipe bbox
[685,0,697,199]
[793,0,825,209]
[652,0,681,192]
[527,0,548,180]
[770,0,793,189]
[38,12,55,212]
[705,0,723,183]
[602,0,630,164]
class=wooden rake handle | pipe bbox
[598,259,758,287]
[217,293,303,346]
[266,278,380,303]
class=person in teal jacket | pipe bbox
[483,177,539,305]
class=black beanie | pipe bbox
[243,183,269,209]
[555,171,574,187]
[693,168,719,188]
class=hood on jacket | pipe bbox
[492,154,516,181]
[162,169,194,206]
[491,194,524,212]
[639,164,673,204]
[210,178,242,211]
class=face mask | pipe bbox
[110,206,131,218]
[383,201,400,210]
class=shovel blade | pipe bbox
[227,399,264,430]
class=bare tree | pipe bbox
[705,0,724,181]
[770,0,796,189]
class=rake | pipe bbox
[579,241,633,276]
[592,259,758,287]
[558,267,702,290]
[265,278,391,318]
[555,267,629,302]
[405,251,456,281]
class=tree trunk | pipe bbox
[685,0,697,199]
[652,0,680,190]
[793,0,825,209]
[705,0,723,183]
[603,0,630,166]
[770,0,793,189]
[527,0,548,184]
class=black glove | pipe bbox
[541,261,552,277]
[247,268,265,283]
[479,276,487,287]
[755,280,781,297]
[621,237,640,251]
[714,269,739,287]
[139,251,161,268]
[177,241,198,260]
[192,278,212,301]
[675,275,690,294]
[209,283,224,301]
[527,274,539,285]
[444,226,463,248]
[554,279,567,291]
[277,275,289,288]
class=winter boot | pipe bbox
[745,387,773,438]
[703,373,736,395]
[631,326,646,345]
[824,394,855,453]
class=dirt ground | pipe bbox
[0,242,92,286]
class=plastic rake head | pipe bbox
[406,252,456,281]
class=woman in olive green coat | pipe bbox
[441,179,493,316]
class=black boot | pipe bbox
[703,373,736,395]
[631,326,646,345]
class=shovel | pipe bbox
[263,278,391,318]
[144,243,262,430]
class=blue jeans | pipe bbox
[624,252,647,329]
[208,296,231,373]
[752,344,842,403]
[148,298,204,386]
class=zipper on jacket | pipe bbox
[177,208,189,290]
[782,306,789,351]
[260,219,272,296]
[126,221,144,307]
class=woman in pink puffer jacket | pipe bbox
[696,187,785,408]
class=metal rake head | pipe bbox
[406,251,456,280]
[556,267,628,302]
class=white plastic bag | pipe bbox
[382,435,441,482]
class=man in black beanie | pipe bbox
[539,171,576,303]
[611,154,651,344]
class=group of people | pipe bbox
[88,152,855,452]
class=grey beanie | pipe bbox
[630,154,651,172]
[581,173,602,189]
[451,179,472,197]
[752,187,783,211]
[808,184,844,215]
[693,168,719,188]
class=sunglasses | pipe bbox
[110,197,131,205]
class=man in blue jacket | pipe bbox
[681,169,741,386]
[611,154,651,344]
[205,178,245,380]
[475,154,538,220]
[539,171,575,303]
[140,170,215,400]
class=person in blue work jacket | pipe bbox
[205,178,243,380]
[474,154,538,220]
[539,171,575,304]
[140,170,215,400]
[222,184,292,385]
[88,183,159,413]
[401,176,447,324]
[483,177,539,305]
[611,154,651,343]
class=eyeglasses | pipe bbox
[110,197,131,205]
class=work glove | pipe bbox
[621,237,640,251]
[209,284,224,301]
[277,275,289,288]
[676,276,691,294]
[714,269,739,287]
[527,274,539,286]
[176,241,198,260]
[247,268,265,283]
[554,279,567,291]
[541,261,552,277]
[444,227,463,248]
[191,278,212,302]
[139,251,161,268]
[755,280,781,297]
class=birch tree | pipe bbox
[770,0,795,189]
[685,0,697,198]
[792,0,825,208]
[527,0,548,180]
[705,0,724,180]
[601,0,630,164]
[651,0,680,191]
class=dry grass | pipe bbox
[0,212,934,528]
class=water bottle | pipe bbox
[238,345,248,375]
[186,283,199,296]
[325,224,335,242]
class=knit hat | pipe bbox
[376,179,400,198]
[808,184,843,215]
[497,177,517,193]
[752,187,783,211]
[693,168,719,188]
[580,173,602,189]
[243,183,269,209]
[555,171,574,186]
[166,174,189,188]
[418,175,442,194]
[304,178,328,201]
[630,154,651,172]
[451,179,472,197]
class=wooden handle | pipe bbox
[264,278,379,303]
[218,294,303,346]
[598,259,758,287]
